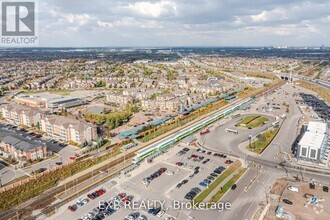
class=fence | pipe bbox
[0,160,75,193]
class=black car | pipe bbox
[210,173,218,177]
[191,187,201,193]
[283,199,293,205]
[231,184,237,190]
[153,207,161,215]
[182,179,188,184]
[176,183,183,188]
[323,186,329,192]
[214,169,222,174]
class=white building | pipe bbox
[297,121,328,164]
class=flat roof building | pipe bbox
[297,121,328,164]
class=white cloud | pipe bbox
[251,8,287,22]
[97,20,113,28]
[125,0,177,18]
[65,13,91,26]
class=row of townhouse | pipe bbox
[0,104,41,127]
[40,115,97,144]
[0,104,97,145]
[0,135,47,163]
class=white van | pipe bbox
[287,186,299,192]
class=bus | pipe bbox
[225,128,238,134]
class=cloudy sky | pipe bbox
[35,0,330,47]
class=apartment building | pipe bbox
[106,93,134,106]
[0,136,47,162]
[0,104,41,127]
[40,115,97,144]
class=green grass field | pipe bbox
[236,115,269,128]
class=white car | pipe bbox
[287,186,299,192]
[142,179,149,184]
[165,171,174,175]
[82,198,89,204]
[157,210,165,217]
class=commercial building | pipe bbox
[46,97,84,109]
[0,135,47,162]
[297,121,328,164]
[40,115,97,144]
[14,93,84,110]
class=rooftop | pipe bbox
[299,131,326,149]
[1,136,43,152]
[307,121,328,134]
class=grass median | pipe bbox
[193,160,242,204]
[208,168,247,204]
[236,115,269,129]
[246,128,279,154]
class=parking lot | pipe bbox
[51,143,234,220]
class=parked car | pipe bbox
[165,170,174,175]
[282,199,293,205]
[287,186,299,192]
[231,184,237,190]
[68,204,78,212]
[157,210,165,217]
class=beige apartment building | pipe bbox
[40,115,97,144]
[0,104,41,127]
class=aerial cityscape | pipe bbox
[0,1,330,220]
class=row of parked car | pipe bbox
[199,166,226,187]
[125,212,147,220]
[147,207,165,217]
[142,167,168,185]
[176,147,190,156]
[80,192,133,220]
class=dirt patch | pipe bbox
[270,178,288,195]
[264,179,330,220]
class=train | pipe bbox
[132,97,254,163]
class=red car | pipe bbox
[96,188,106,196]
[68,204,78,212]
[122,198,130,204]
[224,160,233,165]
[118,193,126,198]
[69,156,75,160]
[207,152,212,155]
[158,168,167,173]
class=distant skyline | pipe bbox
[21,0,330,47]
